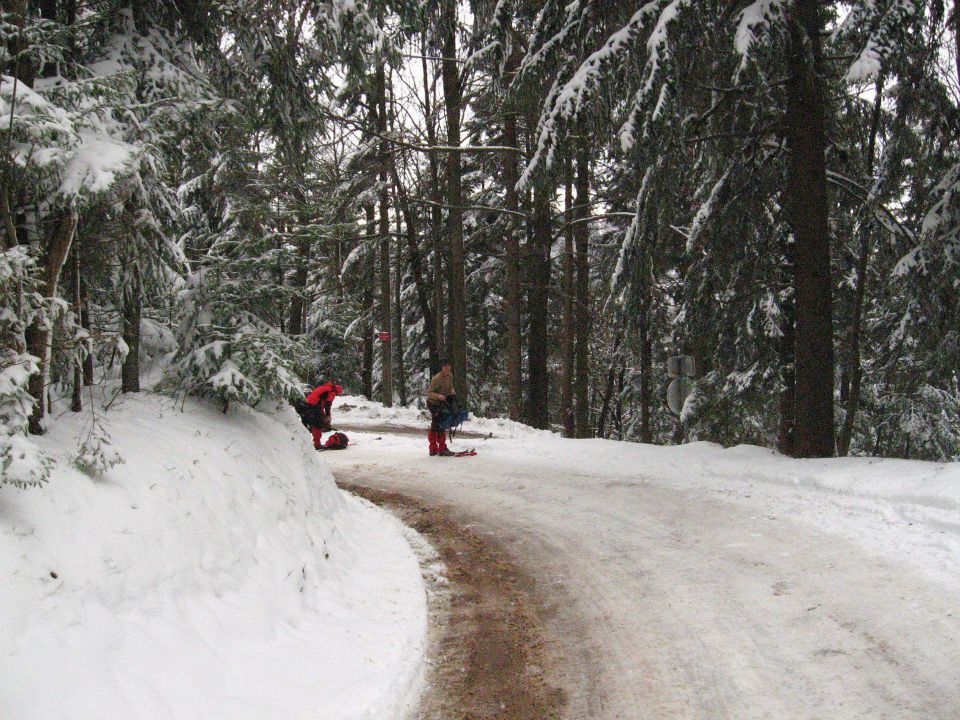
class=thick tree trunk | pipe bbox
[502,51,523,422]
[421,31,445,371]
[785,0,835,457]
[121,266,141,394]
[525,183,551,429]
[440,0,468,402]
[560,163,575,437]
[777,297,797,455]
[573,146,592,438]
[27,209,78,434]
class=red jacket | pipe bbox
[306,382,343,406]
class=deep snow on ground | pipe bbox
[0,392,427,720]
[333,395,960,594]
[328,396,960,719]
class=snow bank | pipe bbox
[0,393,426,720]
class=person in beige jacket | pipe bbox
[426,359,456,456]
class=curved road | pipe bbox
[327,428,960,720]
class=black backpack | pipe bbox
[293,398,326,428]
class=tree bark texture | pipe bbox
[376,61,393,407]
[524,183,551,430]
[394,211,407,406]
[81,274,93,386]
[361,205,375,400]
[573,146,592,438]
[121,265,142,394]
[560,163,576,437]
[502,49,524,422]
[785,0,835,457]
[71,244,82,411]
[27,209,78,434]
[441,0,468,402]
[638,285,653,444]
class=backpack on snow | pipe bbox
[322,432,349,450]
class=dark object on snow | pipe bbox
[293,397,329,430]
[318,432,349,451]
[430,396,469,432]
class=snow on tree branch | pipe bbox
[843,0,918,83]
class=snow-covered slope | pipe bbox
[0,393,427,720]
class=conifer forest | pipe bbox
[3,0,960,489]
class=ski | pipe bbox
[452,449,477,457]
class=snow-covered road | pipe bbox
[327,412,960,719]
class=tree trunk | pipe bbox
[560,161,575,437]
[638,286,653,444]
[955,0,960,90]
[361,205,375,400]
[785,0,835,457]
[71,244,82,412]
[376,61,393,407]
[525,182,551,429]
[573,145,592,438]
[440,0,468,402]
[838,78,884,456]
[27,209,78,434]
[615,362,626,440]
[387,147,438,371]
[502,49,523,422]
[3,0,36,87]
[287,232,309,335]
[121,266,141,394]
[777,296,797,455]
[596,333,623,439]
[421,30,444,371]
[81,274,93,386]
[1,187,18,249]
[394,210,408,406]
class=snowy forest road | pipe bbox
[326,429,960,720]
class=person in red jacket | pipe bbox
[304,380,343,449]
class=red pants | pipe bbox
[310,426,325,449]
[428,429,447,454]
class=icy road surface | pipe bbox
[326,414,960,720]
